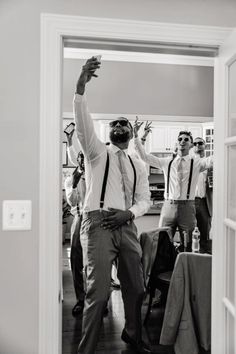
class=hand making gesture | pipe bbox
[141,120,153,144]
[64,126,75,147]
[76,56,101,95]
[133,116,144,138]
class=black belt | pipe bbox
[167,199,195,204]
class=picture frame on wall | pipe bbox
[62,142,68,166]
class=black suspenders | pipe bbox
[100,152,110,209]
[186,159,194,200]
[99,151,137,209]
[166,157,194,200]
[166,156,176,200]
[128,155,137,205]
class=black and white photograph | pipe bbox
[1,1,236,354]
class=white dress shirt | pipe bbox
[67,145,78,166]
[134,138,213,201]
[195,170,207,198]
[64,174,86,216]
[73,94,151,218]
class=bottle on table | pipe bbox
[192,227,200,253]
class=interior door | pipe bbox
[213,28,236,354]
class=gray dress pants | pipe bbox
[70,214,85,302]
[77,210,145,354]
[159,200,197,245]
[195,197,212,242]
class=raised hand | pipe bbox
[144,121,153,134]
[65,128,75,147]
[76,56,101,95]
[140,120,153,145]
[133,116,144,138]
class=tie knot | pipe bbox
[117,149,126,157]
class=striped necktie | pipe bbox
[116,150,132,209]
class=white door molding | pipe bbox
[39,13,232,354]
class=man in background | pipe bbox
[65,128,121,290]
[64,151,86,316]
[193,137,213,244]
[134,119,213,249]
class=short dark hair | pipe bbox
[194,137,205,144]
[178,130,193,143]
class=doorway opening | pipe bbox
[61,42,214,352]
[39,13,232,354]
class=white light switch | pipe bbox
[2,200,32,230]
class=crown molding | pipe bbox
[63,111,213,123]
[44,13,232,46]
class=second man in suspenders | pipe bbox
[134,122,213,250]
[74,57,151,354]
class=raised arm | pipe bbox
[67,145,79,166]
[74,57,104,160]
[64,129,78,166]
[64,169,83,208]
[134,137,163,170]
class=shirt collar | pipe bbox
[109,144,129,157]
[175,154,190,162]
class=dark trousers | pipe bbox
[78,210,145,354]
[195,197,212,243]
[70,214,85,302]
[159,200,197,245]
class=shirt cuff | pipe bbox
[129,207,137,219]
[74,93,85,101]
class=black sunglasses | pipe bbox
[109,119,130,128]
[193,141,204,146]
[178,137,191,142]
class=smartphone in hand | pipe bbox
[64,122,75,135]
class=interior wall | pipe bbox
[63,58,214,117]
[1,1,236,353]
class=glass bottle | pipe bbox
[192,227,200,253]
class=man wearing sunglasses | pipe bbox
[134,125,213,249]
[193,137,213,245]
[73,57,151,354]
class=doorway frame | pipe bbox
[39,13,232,354]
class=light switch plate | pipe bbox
[2,200,32,230]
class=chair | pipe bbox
[140,227,177,325]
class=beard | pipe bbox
[109,130,130,144]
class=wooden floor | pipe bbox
[62,241,174,354]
